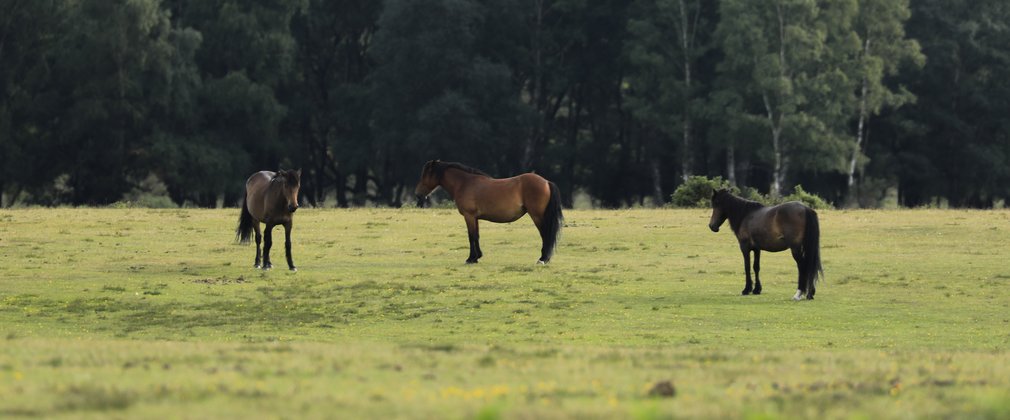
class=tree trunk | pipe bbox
[334,169,348,208]
[765,4,789,198]
[769,124,786,198]
[846,38,872,208]
[523,0,546,170]
[389,183,403,208]
[763,93,784,198]
[726,145,736,187]
[678,0,694,182]
[352,167,368,206]
[650,157,664,206]
[562,91,582,208]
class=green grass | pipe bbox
[1,208,1009,418]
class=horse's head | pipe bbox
[709,188,730,232]
[414,160,441,204]
[275,169,301,213]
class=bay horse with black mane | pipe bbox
[414,160,563,264]
[236,169,301,271]
[708,189,823,300]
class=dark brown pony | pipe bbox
[708,189,823,300]
[236,169,301,271]
[414,160,563,264]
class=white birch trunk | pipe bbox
[846,39,872,206]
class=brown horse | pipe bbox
[708,189,823,300]
[414,160,563,264]
[236,169,301,271]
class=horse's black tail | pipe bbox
[803,208,824,291]
[539,181,564,262]
[236,198,255,244]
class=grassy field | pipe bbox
[1,207,1009,418]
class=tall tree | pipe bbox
[159,0,300,206]
[0,0,70,205]
[46,0,181,204]
[625,0,713,203]
[843,0,922,206]
[289,0,381,207]
[889,0,1010,207]
[371,0,527,206]
[717,0,858,197]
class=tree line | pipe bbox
[2,0,1008,208]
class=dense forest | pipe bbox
[1,0,1008,208]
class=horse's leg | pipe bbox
[262,223,275,270]
[740,244,753,295]
[752,249,762,295]
[791,247,805,300]
[254,223,263,269]
[464,215,481,264]
[283,221,296,271]
[530,213,549,264]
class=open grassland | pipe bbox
[1,207,1009,419]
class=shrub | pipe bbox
[737,186,769,204]
[670,176,737,208]
[781,185,831,209]
[669,177,832,209]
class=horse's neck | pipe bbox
[265,181,286,209]
[439,168,480,199]
[727,200,761,233]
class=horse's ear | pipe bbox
[712,188,718,198]
[294,168,301,178]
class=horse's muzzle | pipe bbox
[709,224,719,232]
[416,195,426,208]
[288,205,298,213]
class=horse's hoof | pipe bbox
[254,264,261,269]
[742,289,752,295]
[806,295,814,300]
[262,264,273,270]
[753,288,762,295]
[792,290,804,301]
[289,267,297,272]
[536,260,547,265]
[465,260,478,264]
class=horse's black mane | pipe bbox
[433,161,491,178]
[716,190,764,233]
[720,191,765,216]
[271,169,301,186]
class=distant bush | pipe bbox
[670,176,737,208]
[670,177,831,209]
[737,186,768,204]
[114,174,178,208]
[781,184,831,209]
[108,194,177,209]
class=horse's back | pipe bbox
[743,201,810,251]
[244,171,275,222]
[463,172,551,223]
[246,171,273,187]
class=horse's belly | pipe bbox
[760,243,790,252]
[472,185,526,223]
[752,237,789,252]
[480,209,526,223]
